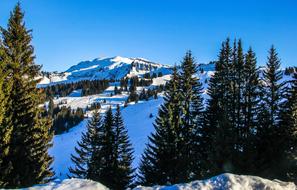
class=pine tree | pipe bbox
[255,46,284,179]
[0,37,13,187]
[69,110,102,179]
[202,39,236,177]
[113,105,134,189]
[236,47,260,174]
[178,51,204,179]
[278,72,297,182]
[138,67,185,185]
[0,3,53,187]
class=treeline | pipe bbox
[69,105,134,189]
[47,99,84,134]
[119,76,153,92]
[117,76,164,103]
[137,41,297,186]
[42,79,109,99]
[0,4,53,188]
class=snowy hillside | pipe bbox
[39,56,172,85]
[49,97,163,179]
[20,174,296,190]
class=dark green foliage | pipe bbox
[255,46,285,179]
[0,3,53,187]
[70,106,134,189]
[138,67,185,185]
[0,37,13,187]
[51,106,84,134]
[279,73,297,182]
[201,40,260,177]
[178,51,204,179]
[202,39,237,177]
[138,51,205,185]
[112,105,134,189]
[87,102,101,111]
[69,110,102,179]
[42,79,109,99]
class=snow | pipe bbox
[49,120,89,179]
[151,75,171,86]
[49,86,163,179]
[39,56,172,86]
[122,98,163,168]
[18,173,295,190]
[20,178,108,190]
[134,173,296,190]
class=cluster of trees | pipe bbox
[119,76,153,92]
[47,99,84,134]
[43,79,109,99]
[139,88,158,101]
[69,105,134,189]
[86,102,101,111]
[0,4,53,188]
[143,72,163,79]
[137,41,297,186]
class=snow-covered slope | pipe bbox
[39,56,172,85]
[20,178,108,190]
[49,93,163,179]
[20,174,295,190]
[134,173,296,190]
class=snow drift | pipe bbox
[19,173,295,190]
[134,173,296,190]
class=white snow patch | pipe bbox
[134,173,296,190]
[20,178,108,190]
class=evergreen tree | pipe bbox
[237,47,260,174]
[202,39,236,177]
[255,46,284,179]
[278,72,297,182]
[0,37,13,187]
[178,51,204,179]
[0,3,53,187]
[113,105,134,189]
[138,67,185,185]
[69,110,102,179]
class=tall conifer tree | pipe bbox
[256,46,284,179]
[0,3,53,187]
[203,39,236,176]
[69,110,102,179]
[236,47,260,174]
[0,37,13,187]
[138,67,185,185]
[113,105,134,189]
[278,72,297,181]
[179,51,204,179]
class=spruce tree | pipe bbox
[138,67,185,185]
[0,37,13,187]
[113,105,134,189]
[256,46,284,179]
[178,51,204,179]
[202,39,236,177]
[237,47,260,174]
[69,110,102,179]
[278,72,297,181]
[0,3,53,187]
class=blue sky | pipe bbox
[0,0,296,71]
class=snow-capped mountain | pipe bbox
[39,56,173,86]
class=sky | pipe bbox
[0,0,296,71]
